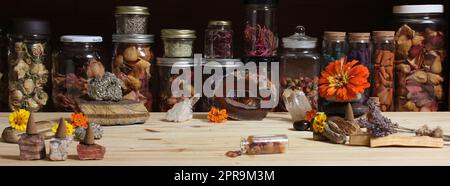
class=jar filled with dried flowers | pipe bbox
[115,6,150,34]
[371,31,395,111]
[393,4,447,111]
[112,34,154,111]
[7,19,51,112]
[161,29,196,58]
[53,35,104,112]
[280,26,320,111]
[243,0,278,57]
[204,20,233,59]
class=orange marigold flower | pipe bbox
[305,110,318,122]
[71,112,88,128]
[208,107,228,123]
[319,58,370,101]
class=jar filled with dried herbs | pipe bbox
[371,31,395,111]
[7,19,51,112]
[161,29,196,58]
[280,26,320,111]
[115,6,150,34]
[53,35,104,112]
[112,34,155,111]
[204,21,233,59]
[243,0,278,57]
[393,4,447,111]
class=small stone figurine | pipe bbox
[49,118,72,161]
[77,123,106,160]
[18,113,46,160]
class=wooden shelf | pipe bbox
[1,112,450,166]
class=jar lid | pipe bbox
[208,20,231,26]
[282,26,317,49]
[203,58,243,68]
[348,32,370,42]
[60,35,103,43]
[156,57,196,67]
[393,4,444,14]
[112,34,154,43]
[372,31,395,39]
[323,31,346,40]
[10,18,50,35]
[161,29,196,39]
[115,6,150,15]
[244,0,278,5]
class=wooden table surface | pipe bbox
[1,112,450,166]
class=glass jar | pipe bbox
[347,32,373,104]
[8,19,51,112]
[115,6,150,34]
[393,4,447,111]
[240,134,288,155]
[53,35,104,112]
[372,31,395,111]
[280,26,320,112]
[112,34,155,111]
[243,0,278,57]
[204,21,233,59]
[161,29,196,58]
[322,32,346,63]
[156,58,197,111]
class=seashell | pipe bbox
[430,54,442,74]
[412,35,425,46]
[127,75,142,90]
[407,71,427,84]
[123,46,139,62]
[114,55,124,68]
[434,85,443,100]
[26,98,40,112]
[23,79,35,95]
[86,59,105,79]
[403,101,417,111]
[13,60,30,79]
[427,73,444,85]
[396,63,411,73]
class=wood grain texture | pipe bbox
[1,112,450,166]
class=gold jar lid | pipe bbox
[115,6,150,15]
[161,29,196,39]
[208,20,231,26]
[348,32,370,42]
[323,31,346,41]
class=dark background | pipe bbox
[0,0,448,111]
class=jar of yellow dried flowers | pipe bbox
[393,4,447,111]
[7,19,51,112]
[112,34,155,111]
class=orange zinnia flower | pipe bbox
[208,107,228,123]
[319,58,370,101]
[71,112,88,128]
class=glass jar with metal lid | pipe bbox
[112,34,155,111]
[280,26,320,112]
[393,4,447,111]
[52,35,104,111]
[204,20,233,59]
[115,6,150,34]
[161,29,196,58]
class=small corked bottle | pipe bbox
[77,122,106,160]
[240,134,288,155]
[18,112,46,160]
[49,118,72,161]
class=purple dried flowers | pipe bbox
[205,30,233,58]
[357,98,398,137]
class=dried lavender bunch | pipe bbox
[357,99,398,137]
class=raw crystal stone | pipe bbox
[282,89,312,122]
[18,134,46,160]
[49,138,72,161]
[88,72,123,101]
[166,95,200,122]
[74,123,103,141]
[77,144,106,160]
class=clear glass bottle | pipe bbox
[112,34,154,111]
[243,0,278,57]
[280,26,320,111]
[115,6,150,34]
[372,31,395,111]
[240,134,288,155]
[393,4,447,111]
[52,36,104,112]
[8,19,51,112]
[348,32,373,105]
[161,29,196,58]
[204,21,233,59]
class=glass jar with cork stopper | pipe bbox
[372,31,395,112]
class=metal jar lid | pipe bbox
[161,29,196,39]
[112,34,154,43]
[115,6,150,15]
[10,18,51,36]
[156,57,196,67]
[60,35,103,43]
[393,4,444,14]
[208,20,231,26]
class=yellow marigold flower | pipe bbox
[312,113,327,133]
[9,109,30,131]
[51,121,74,136]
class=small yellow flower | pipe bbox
[312,113,327,133]
[9,109,30,131]
[51,121,74,136]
